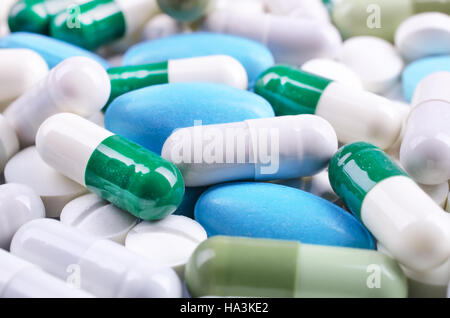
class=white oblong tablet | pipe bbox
[301,58,363,89]
[0,183,45,250]
[340,36,404,94]
[4,146,87,218]
[61,193,138,244]
[395,12,450,63]
[125,215,207,277]
[419,182,450,209]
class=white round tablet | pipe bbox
[419,182,450,208]
[301,58,363,89]
[61,193,138,244]
[0,114,19,171]
[340,36,404,94]
[125,215,207,277]
[0,183,45,250]
[395,12,450,63]
[4,146,87,218]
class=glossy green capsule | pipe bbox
[8,0,90,34]
[50,0,158,50]
[185,236,408,298]
[36,113,185,220]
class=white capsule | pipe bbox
[0,249,93,298]
[0,0,17,37]
[162,115,338,187]
[10,219,183,298]
[3,56,111,147]
[4,147,87,218]
[400,72,450,185]
[168,55,248,90]
[61,193,138,244]
[0,183,45,250]
[214,0,265,13]
[340,36,404,94]
[0,49,49,110]
[125,215,207,277]
[419,182,450,209]
[395,12,450,63]
[0,114,19,171]
[301,58,363,89]
[202,10,341,65]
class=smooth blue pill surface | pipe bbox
[122,32,275,88]
[402,55,450,102]
[0,32,110,69]
[195,182,375,250]
[105,83,275,154]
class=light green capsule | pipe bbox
[331,0,450,42]
[185,236,408,298]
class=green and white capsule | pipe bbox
[254,65,405,149]
[328,142,450,272]
[107,55,248,106]
[35,113,185,220]
[8,0,91,34]
[185,236,407,298]
[50,0,159,50]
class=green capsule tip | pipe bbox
[8,0,50,34]
[328,142,408,218]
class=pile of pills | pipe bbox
[0,0,449,298]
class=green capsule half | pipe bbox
[254,65,333,116]
[185,236,408,298]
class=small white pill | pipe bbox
[61,193,138,244]
[141,14,187,41]
[4,146,87,218]
[419,182,450,209]
[125,215,207,277]
[0,183,45,250]
[301,58,363,89]
[340,36,404,94]
[395,12,450,63]
[0,49,49,110]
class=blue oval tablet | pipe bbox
[122,32,275,88]
[402,55,450,102]
[105,83,275,154]
[0,32,110,69]
[195,182,375,250]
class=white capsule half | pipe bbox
[168,55,248,90]
[162,115,338,187]
[61,193,138,244]
[0,183,45,250]
[400,72,450,185]
[0,249,93,298]
[0,49,49,110]
[4,56,111,147]
[395,12,450,63]
[10,218,182,298]
[202,10,341,64]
